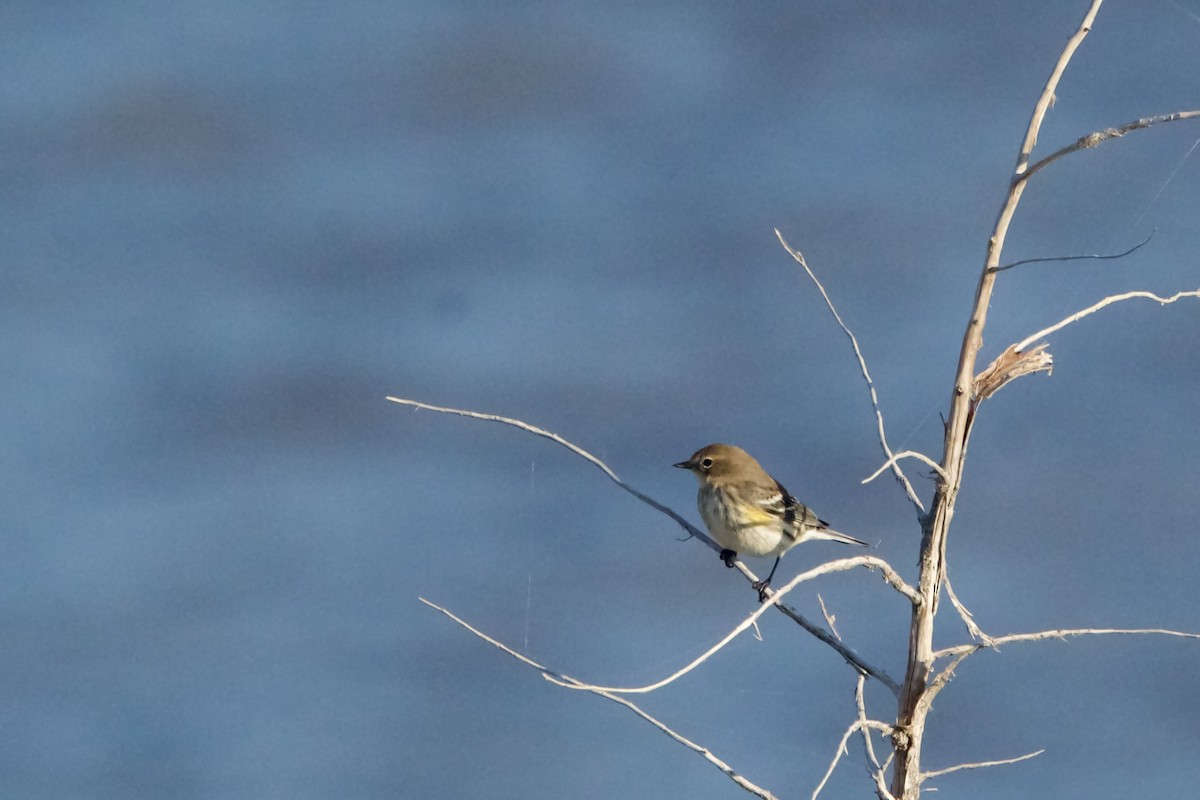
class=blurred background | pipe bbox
[3,1,1199,797]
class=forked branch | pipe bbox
[419,598,780,800]
[546,555,917,695]
[893,1,1106,796]
[775,230,929,515]
[390,396,910,688]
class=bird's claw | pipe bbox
[752,580,772,603]
[719,549,738,568]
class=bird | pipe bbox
[674,443,867,599]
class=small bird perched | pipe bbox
[674,443,868,599]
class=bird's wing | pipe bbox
[770,480,868,547]
[770,479,823,532]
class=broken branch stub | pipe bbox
[972,343,1053,402]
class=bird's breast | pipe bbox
[697,487,790,557]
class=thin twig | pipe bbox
[811,681,895,800]
[862,450,949,485]
[818,594,842,641]
[773,599,902,695]
[941,572,991,643]
[921,749,1045,782]
[765,555,921,607]
[774,230,926,515]
[989,229,1155,273]
[934,625,1200,662]
[546,555,917,695]
[1012,289,1200,353]
[386,397,712,544]
[855,676,897,800]
[419,597,780,800]
[812,719,866,800]
[923,650,972,709]
[1023,110,1200,180]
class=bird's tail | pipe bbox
[809,527,870,547]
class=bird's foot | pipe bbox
[719,549,738,568]
[752,580,772,603]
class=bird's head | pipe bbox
[673,443,762,482]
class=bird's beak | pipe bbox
[672,460,693,470]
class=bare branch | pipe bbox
[894,3,1108,795]
[773,599,902,695]
[812,678,895,800]
[812,719,866,800]
[1014,0,1107,178]
[724,558,903,691]
[1023,110,1200,181]
[817,594,842,641]
[923,625,1200,719]
[547,556,918,695]
[863,451,949,486]
[924,649,972,708]
[716,555,894,690]
[390,397,907,690]
[419,598,780,800]
[989,229,1155,273]
[934,625,1200,661]
[921,749,1045,783]
[855,676,898,800]
[774,230,927,515]
[972,343,1053,403]
[941,572,992,644]
[1012,289,1200,354]
[386,396,713,544]
[764,557,921,608]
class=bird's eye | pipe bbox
[700,457,714,469]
